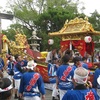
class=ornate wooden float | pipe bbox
[49,17,100,83]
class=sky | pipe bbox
[79,0,100,15]
[0,0,13,30]
[0,0,100,29]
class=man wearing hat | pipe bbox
[62,67,99,100]
[19,60,46,100]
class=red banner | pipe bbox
[60,40,94,57]
[72,40,86,57]
[86,41,94,55]
[60,40,70,52]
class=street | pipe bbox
[12,89,52,100]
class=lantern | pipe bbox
[84,36,92,43]
[48,39,54,45]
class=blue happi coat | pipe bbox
[19,71,45,97]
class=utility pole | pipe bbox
[0,13,13,53]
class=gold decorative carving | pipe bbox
[49,17,100,38]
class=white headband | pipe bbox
[0,84,13,92]
[74,68,88,84]
[74,73,88,84]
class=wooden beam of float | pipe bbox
[48,17,100,41]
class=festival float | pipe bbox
[49,17,100,82]
[1,30,49,83]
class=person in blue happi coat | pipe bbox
[0,56,5,71]
[48,58,59,100]
[56,54,74,100]
[62,67,99,100]
[93,63,100,99]
[19,60,46,100]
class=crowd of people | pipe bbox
[0,54,45,100]
[0,48,100,100]
[46,48,100,100]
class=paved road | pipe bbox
[12,89,52,100]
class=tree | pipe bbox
[3,0,85,50]
[89,10,100,48]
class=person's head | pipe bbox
[73,57,81,65]
[26,60,37,71]
[61,54,70,64]
[52,58,58,64]
[8,56,13,62]
[75,52,80,57]
[82,57,87,63]
[0,78,13,100]
[85,53,90,58]
[52,48,57,55]
[14,54,22,62]
[73,67,88,86]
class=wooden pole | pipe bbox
[70,40,72,50]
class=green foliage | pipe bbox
[88,10,100,48]
[3,0,86,50]
[2,29,16,41]
[36,6,79,33]
[89,10,100,31]
[38,30,60,51]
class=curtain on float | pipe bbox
[72,40,86,57]
[86,41,94,55]
[60,40,70,52]
[60,40,94,57]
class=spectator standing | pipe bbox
[45,48,58,63]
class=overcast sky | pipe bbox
[79,0,100,15]
[0,0,100,29]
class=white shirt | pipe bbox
[45,51,58,63]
